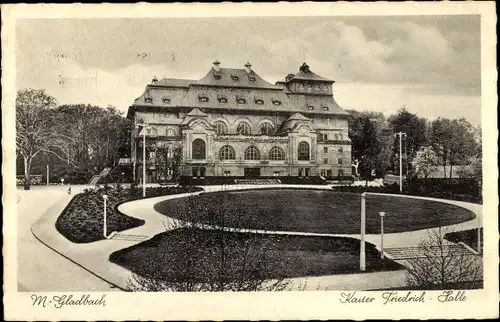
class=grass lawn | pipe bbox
[154,189,475,234]
[110,228,404,283]
[444,228,483,251]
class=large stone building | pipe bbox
[126,61,351,182]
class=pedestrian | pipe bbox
[68,186,72,195]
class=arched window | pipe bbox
[269,146,285,160]
[338,158,343,165]
[219,145,236,160]
[236,122,251,135]
[244,146,261,160]
[214,121,228,135]
[167,128,174,137]
[192,139,206,159]
[260,123,274,135]
[298,141,310,160]
[338,147,343,153]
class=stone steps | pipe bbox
[109,233,149,242]
[234,179,281,184]
[384,244,474,260]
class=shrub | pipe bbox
[55,185,203,243]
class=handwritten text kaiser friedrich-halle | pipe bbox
[339,291,467,304]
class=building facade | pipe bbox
[127,61,352,182]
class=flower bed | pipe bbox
[55,185,202,243]
[110,228,405,291]
[444,228,483,251]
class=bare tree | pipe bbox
[16,89,71,189]
[405,225,482,289]
[126,193,291,291]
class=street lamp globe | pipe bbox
[379,211,386,217]
[103,194,108,200]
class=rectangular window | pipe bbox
[323,158,328,164]
[323,134,328,141]
[320,170,326,177]
[200,167,206,178]
[305,168,310,177]
[327,169,332,178]
[224,170,231,176]
[323,147,328,153]
[274,171,280,177]
[192,167,198,178]
[298,168,303,177]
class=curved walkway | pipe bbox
[32,184,482,291]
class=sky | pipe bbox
[16,15,481,125]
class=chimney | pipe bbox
[213,60,221,72]
[244,62,252,73]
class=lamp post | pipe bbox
[360,192,366,271]
[136,123,149,198]
[103,194,108,238]
[379,211,386,259]
[61,178,64,189]
[394,132,407,193]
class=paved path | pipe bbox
[17,185,116,292]
[31,184,482,291]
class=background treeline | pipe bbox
[347,108,481,182]
[16,89,131,188]
[16,88,482,192]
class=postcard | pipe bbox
[2,2,498,320]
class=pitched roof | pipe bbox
[186,108,207,117]
[130,85,349,116]
[288,63,335,83]
[155,78,193,88]
[286,113,312,122]
[195,68,281,90]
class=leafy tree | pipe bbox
[388,108,429,176]
[356,117,381,183]
[16,89,67,189]
[348,110,392,178]
[53,104,131,172]
[412,146,440,179]
[431,118,477,178]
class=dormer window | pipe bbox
[231,75,239,81]
[272,99,281,106]
[322,105,329,111]
[145,97,153,104]
[315,85,320,90]
[218,96,228,103]
[307,84,312,92]
[322,84,328,91]
[255,98,264,105]
[198,95,209,103]
[249,76,256,82]
[307,105,314,110]
[213,72,221,80]
[163,98,171,104]
[237,97,246,104]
